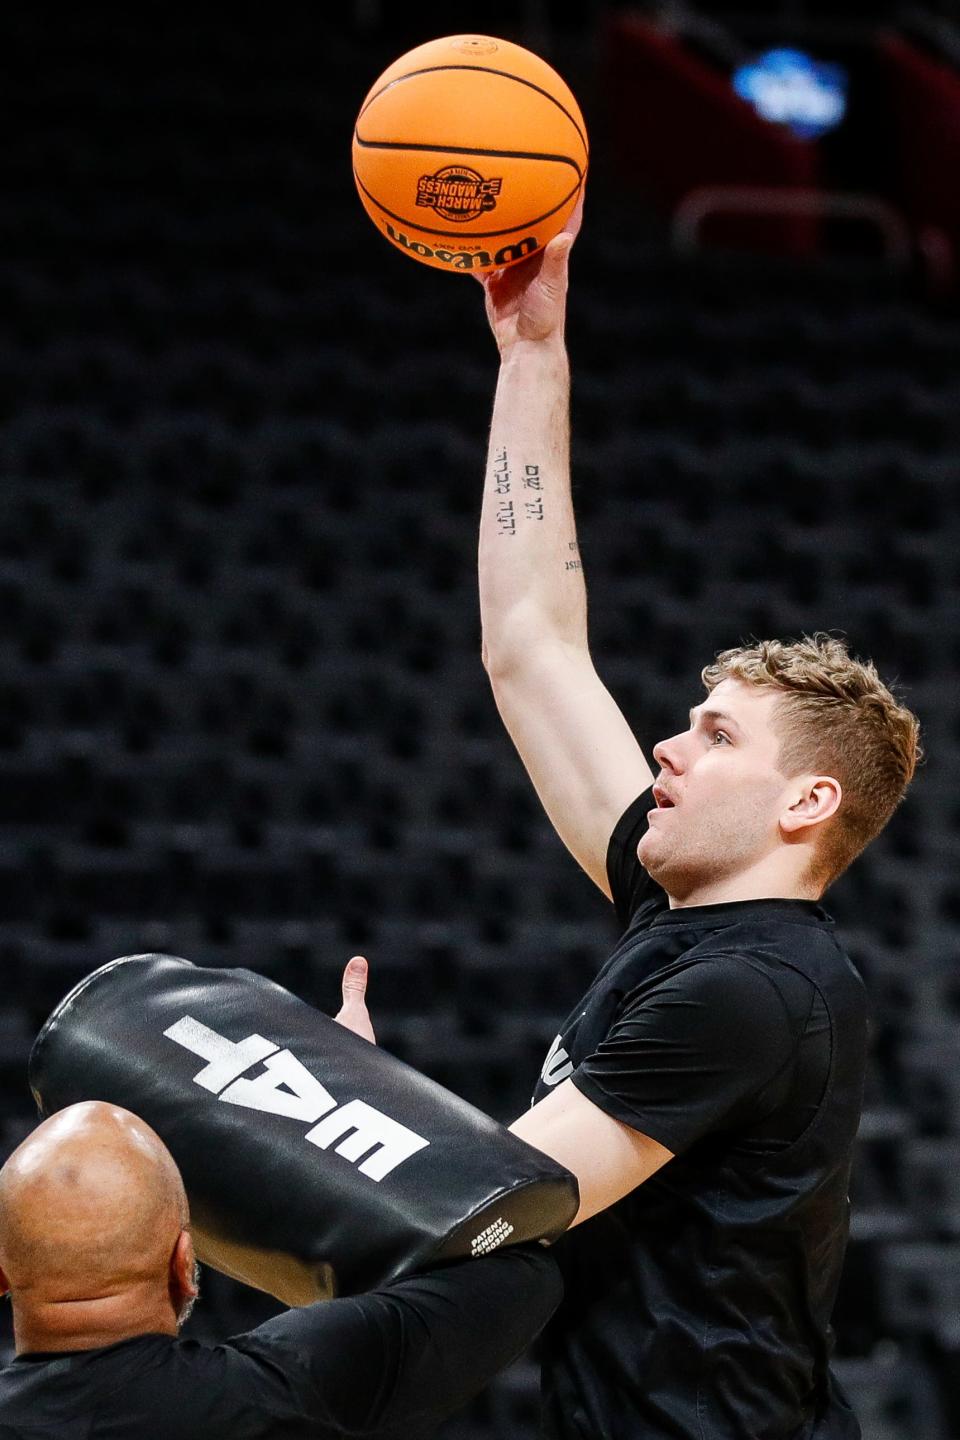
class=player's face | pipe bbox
[638,678,796,901]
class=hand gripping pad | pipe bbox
[29,955,578,1305]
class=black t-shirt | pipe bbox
[535,792,868,1440]
[0,1246,560,1439]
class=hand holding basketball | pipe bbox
[480,191,583,353]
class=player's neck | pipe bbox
[666,853,821,909]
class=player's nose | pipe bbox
[652,733,684,774]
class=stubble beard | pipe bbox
[640,809,752,901]
[177,1262,201,1329]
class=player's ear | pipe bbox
[780,777,842,835]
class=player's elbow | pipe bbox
[482,643,522,690]
[481,618,529,684]
[482,637,554,702]
[482,600,573,679]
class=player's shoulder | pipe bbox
[706,903,861,971]
[684,910,868,1010]
[646,950,797,1009]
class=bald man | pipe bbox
[0,1101,560,1438]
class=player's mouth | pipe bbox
[652,784,676,810]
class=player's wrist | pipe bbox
[498,333,568,371]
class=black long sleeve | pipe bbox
[228,1244,561,1436]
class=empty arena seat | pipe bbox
[831,1351,946,1440]
[897,1031,960,1135]
[880,1243,960,1347]
[901,1138,960,1237]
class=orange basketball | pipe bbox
[352,34,588,274]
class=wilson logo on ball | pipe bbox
[385,225,538,269]
[416,166,503,223]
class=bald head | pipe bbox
[0,1102,197,1352]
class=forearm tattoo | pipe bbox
[492,451,548,534]
[493,448,516,535]
[523,463,544,521]
[493,448,511,496]
[490,454,578,570]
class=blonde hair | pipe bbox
[702,633,921,892]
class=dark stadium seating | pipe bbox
[2,10,959,1438]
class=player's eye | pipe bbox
[712,730,731,745]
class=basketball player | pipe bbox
[0,1099,560,1438]
[344,206,921,1436]
[472,205,922,1437]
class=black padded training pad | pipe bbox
[29,955,578,1304]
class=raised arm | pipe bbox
[478,216,653,896]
